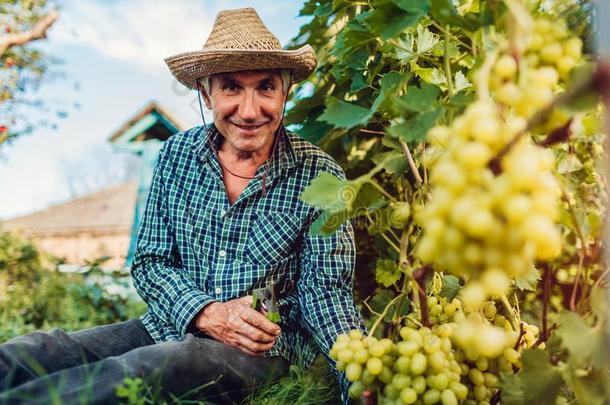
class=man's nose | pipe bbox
[238,90,259,121]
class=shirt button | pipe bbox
[219,250,226,257]
[220,209,227,218]
[215,287,222,295]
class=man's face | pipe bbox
[202,70,286,157]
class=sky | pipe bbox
[0,0,307,220]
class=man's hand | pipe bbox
[193,296,281,356]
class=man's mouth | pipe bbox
[232,122,267,131]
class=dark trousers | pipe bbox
[0,319,289,404]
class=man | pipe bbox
[0,7,365,404]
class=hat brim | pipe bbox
[164,45,317,90]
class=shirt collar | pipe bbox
[190,124,298,174]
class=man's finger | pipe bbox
[240,307,281,336]
[235,319,278,343]
[234,333,275,355]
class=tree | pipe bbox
[0,0,60,147]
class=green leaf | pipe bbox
[372,150,408,176]
[318,97,373,129]
[310,209,351,236]
[557,311,610,369]
[453,71,471,92]
[369,289,394,314]
[364,0,429,40]
[439,274,461,300]
[514,265,540,291]
[500,372,524,405]
[375,259,401,287]
[332,17,374,60]
[395,82,441,112]
[388,108,442,142]
[415,25,438,53]
[300,171,362,211]
[563,366,610,405]
[372,71,407,113]
[520,349,563,405]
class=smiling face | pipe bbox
[201,69,286,158]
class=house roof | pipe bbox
[0,181,138,236]
[107,101,186,144]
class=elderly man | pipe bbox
[0,7,365,405]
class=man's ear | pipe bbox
[200,89,212,110]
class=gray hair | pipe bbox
[198,69,291,96]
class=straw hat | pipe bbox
[164,7,317,90]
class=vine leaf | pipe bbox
[557,311,609,370]
[514,265,540,291]
[388,108,442,142]
[375,259,402,287]
[300,172,362,211]
[499,372,524,405]
[395,82,441,112]
[318,97,373,129]
[520,350,563,405]
[562,366,610,405]
[439,274,461,300]
[363,0,429,40]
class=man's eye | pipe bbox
[223,83,239,91]
[260,83,275,91]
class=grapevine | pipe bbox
[293,0,609,403]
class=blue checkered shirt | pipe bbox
[131,124,366,403]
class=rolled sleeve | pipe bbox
[131,142,215,337]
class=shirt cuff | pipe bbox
[172,288,216,337]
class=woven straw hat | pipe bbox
[164,7,317,90]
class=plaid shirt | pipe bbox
[131,124,366,403]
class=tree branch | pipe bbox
[0,10,60,58]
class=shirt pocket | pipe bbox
[246,210,303,266]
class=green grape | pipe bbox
[394,356,411,373]
[410,353,428,375]
[367,357,384,375]
[392,374,412,390]
[400,387,417,404]
[379,366,394,384]
[469,368,485,386]
[348,381,365,398]
[422,389,441,404]
[361,369,376,385]
[370,341,387,358]
[449,381,468,400]
[353,348,369,364]
[337,349,354,364]
[433,373,449,390]
[412,375,427,394]
[345,362,363,382]
[441,389,458,405]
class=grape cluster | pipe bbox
[416,100,561,299]
[330,327,468,404]
[492,17,582,125]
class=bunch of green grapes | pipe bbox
[416,100,561,300]
[330,326,469,404]
[492,17,583,126]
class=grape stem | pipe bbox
[534,264,553,346]
[367,294,403,338]
[499,293,520,331]
[414,266,432,327]
[399,140,423,184]
[488,62,610,175]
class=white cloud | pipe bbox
[52,0,215,75]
